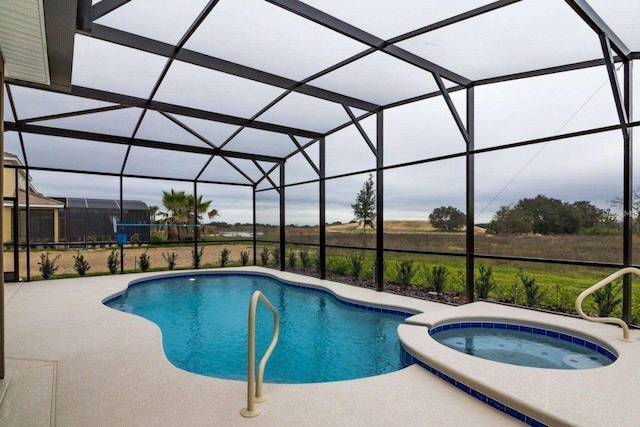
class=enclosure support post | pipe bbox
[119,175,124,273]
[0,48,5,379]
[25,164,30,281]
[601,31,633,324]
[466,87,475,303]
[12,178,18,276]
[252,185,257,266]
[622,61,633,324]
[279,161,285,271]
[319,137,326,279]
[375,111,384,291]
[193,180,198,268]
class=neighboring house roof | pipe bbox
[2,189,65,209]
[3,153,148,211]
[3,152,22,167]
[57,198,149,211]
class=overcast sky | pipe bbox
[3,1,639,226]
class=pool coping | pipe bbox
[110,270,419,318]
[399,302,640,427]
[109,267,444,316]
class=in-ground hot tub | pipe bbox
[429,321,616,370]
[399,303,634,427]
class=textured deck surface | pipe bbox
[1,267,522,426]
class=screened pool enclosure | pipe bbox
[1,0,639,327]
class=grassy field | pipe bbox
[279,221,640,322]
[8,220,640,323]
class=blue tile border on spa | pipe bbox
[430,321,617,362]
[401,350,548,427]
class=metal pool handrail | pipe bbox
[240,291,280,418]
[575,267,640,342]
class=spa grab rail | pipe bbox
[240,291,280,418]
[575,267,640,342]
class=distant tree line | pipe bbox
[486,195,619,235]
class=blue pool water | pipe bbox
[105,273,410,383]
[430,322,616,370]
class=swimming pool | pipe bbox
[104,273,411,383]
[430,321,616,369]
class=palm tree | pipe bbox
[186,194,219,239]
[149,205,160,223]
[161,189,190,241]
[149,205,160,239]
[161,189,219,241]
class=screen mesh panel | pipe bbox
[475,131,623,225]
[310,51,441,105]
[184,0,368,81]
[154,60,286,119]
[221,128,298,158]
[123,146,211,180]
[257,91,350,134]
[198,157,253,185]
[397,0,603,81]
[475,66,620,149]
[36,107,142,138]
[71,35,167,99]
[23,135,128,174]
[135,111,213,148]
[302,0,494,40]
[95,0,210,46]
[384,93,466,167]
[7,85,115,121]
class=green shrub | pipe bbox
[192,247,204,268]
[373,256,387,281]
[287,249,297,268]
[592,282,622,317]
[395,260,418,286]
[38,252,60,279]
[450,270,466,296]
[270,248,280,266]
[162,251,178,270]
[150,233,167,243]
[475,265,495,299]
[139,251,151,272]
[632,304,640,326]
[240,250,250,266]
[220,248,230,267]
[493,280,516,303]
[327,257,349,275]
[425,265,448,294]
[549,282,574,312]
[73,251,91,276]
[107,249,119,274]
[518,269,542,307]
[260,247,270,266]
[348,252,366,280]
[299,248,311,268]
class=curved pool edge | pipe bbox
[102,266,448,317]
[399,301,640,427]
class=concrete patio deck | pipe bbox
[1,267,524,426]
